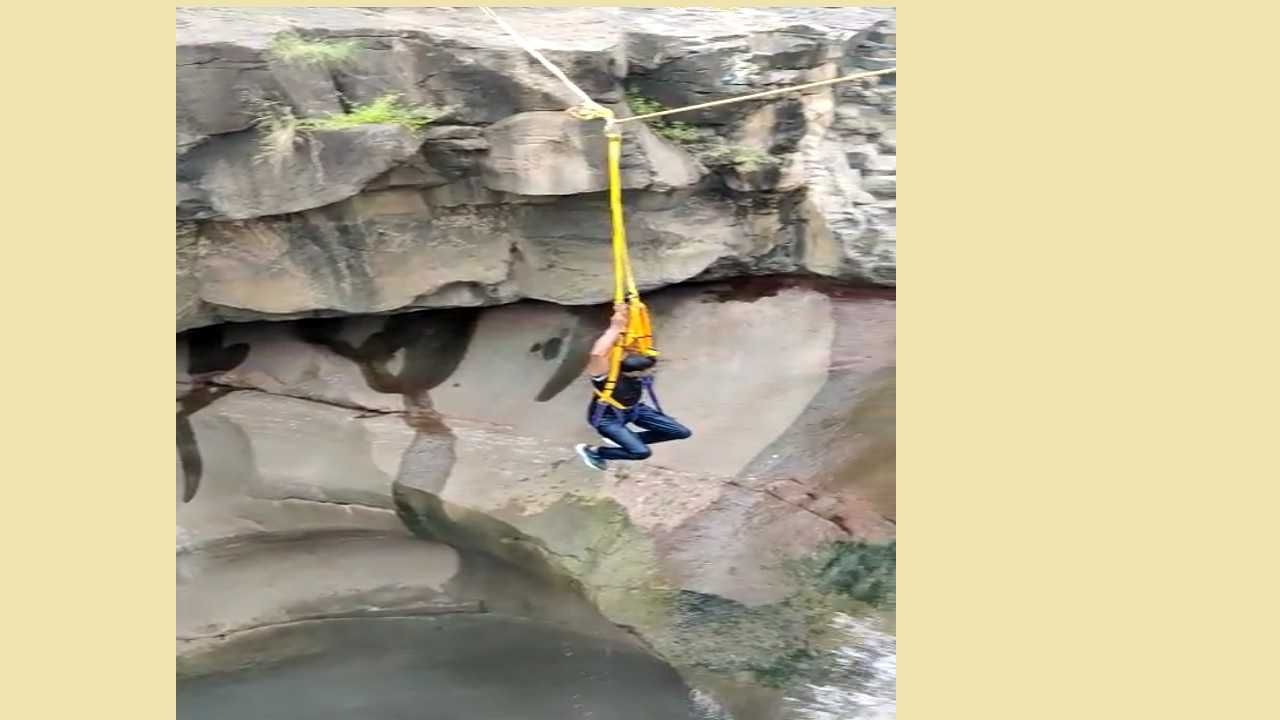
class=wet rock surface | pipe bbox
[177,281,894,717]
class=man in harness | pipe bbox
[575,304,692,471]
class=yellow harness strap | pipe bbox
[594,123,658,410]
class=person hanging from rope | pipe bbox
[575,303,691,471]
[477,5,888,472]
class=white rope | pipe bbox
[478,7,895,130]
[615,67,897,124]
[478,7,603,112]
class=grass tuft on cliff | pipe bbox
[813,539,896,610]
[698,144,780,173]
[252,94,440,167]
[252,101,305,169]
[269,33,360,67]
[625,92,783,173]
[300,94,441,132]
[625,93,705,145]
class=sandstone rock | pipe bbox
[878,127,897,152]
[175,281,896,702]
[179,532,461,642]
[178,186,774,327]
[178,125,425,221]
[863,173,897,198]
[176,8,627,123]
[177,391,412,534]
[851,188,880,204]
[176,7,898,329]
[747,25,834,70]
[785,88,895,285]
[177,283,895,704]
[855,55,898,72]
[865,153,896,173]
[847,142,879,169]
[479,110,703,195]
[869,24,896,47]
[181,191,517,317]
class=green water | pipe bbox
[178,615,709,720]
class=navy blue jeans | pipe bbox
[591,403,692,461]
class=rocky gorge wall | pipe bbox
[177,7,896,331]
[177,7,896,719]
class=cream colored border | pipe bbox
[11,2,1274,719]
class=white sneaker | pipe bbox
[574,443,607,471]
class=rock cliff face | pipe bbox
[177,7,896,331]
[177,8,896,719]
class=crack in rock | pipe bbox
[203,381,404,417]
[269,496,392,512]
[178,601,487,641]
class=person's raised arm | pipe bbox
[586,304,628,376]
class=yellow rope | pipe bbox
[594,128,657,410]
[476,8,652,410]
[606,132,628,304]
[613,66,897,125]
[607,130,656,357]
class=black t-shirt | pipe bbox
[591,373,643,407]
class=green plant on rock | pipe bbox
[799,539,897,611]
[655,123,703,144]
[252,94,440,167]
[625,94,664,117]
[663,582,883,690]
[268,32,360,67]
[625,93,705,145]
[747,647,822,688]
[299,93,441,132]
[665,591,812,688]
[696,143,782,173]
[625,90,789,176]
